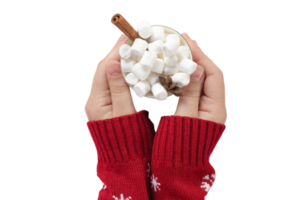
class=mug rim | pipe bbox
[151,25,193,60]
[123,25,193,99]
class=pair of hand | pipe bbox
[85,33,227,124]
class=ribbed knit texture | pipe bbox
[151,116,225,200]
[87,113,225,199]
[87,110,154,200]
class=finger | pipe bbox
[106,60,136,117]
[175,65,205,118]
[182,33,225,100]
[90,34,127,96]
[182,33,221,77]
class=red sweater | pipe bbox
[87,111,225,200]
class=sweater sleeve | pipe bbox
[87,111,154,200]
[151,116,225,200]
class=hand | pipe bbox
[85,35,136,121]
[175,33,227,124]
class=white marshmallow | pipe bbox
[137,21,153,39]
[157,52,164,59]
[152,83,168,100]
[148,40,163,55]
[130,54,142,62]
[131,38,148,57]
[132,63,151,81]
[164,54,178,66]
[171,73,190,87]
[152,58,164,74]
[164,33,170,41]
[119,44,132,59]
[136,55,142,62]
[121,59,137,73]
[176,46,190,60]
[149,26,165,42]
[178,58,197,75]
[134,80,150,97]
[139,51,157,69]
[164,64,178,75]
[125,73,139,85]
[166,34,180,44]
[147,72,160,85]
[162,39,180,57]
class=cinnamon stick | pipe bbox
[111,13,139,42]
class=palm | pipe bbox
[175,66,226,124]
[198,77,226,123]
[86,87,113,120]
[86,35,135,121]
[177,33,226,124]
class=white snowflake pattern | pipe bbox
[211,172,218,182]
[112,194,132,200]
[201,182,212,192]
[151,174,161,192]
[147,163,151,177]
[200,174,216,193]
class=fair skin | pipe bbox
[173,32,229,124]
[85,35,136,121]
[85,33,227,124]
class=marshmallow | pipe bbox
[164,54,178,66]
[149,26,165,42]
[164,33,170,41]
[171,73,190,87]
[164,64,178,75]
[131,38,148,57]
[176,46,190,60]
[166,34,180,44]
[132,63,151,81]
[140,51,157,69]
[148,40,163,55]
[119,23,196,100]
[137,21,153,39]
[152,58,164,74]
[134,80,150,97]
[178,58,197,75]
[125,73,139,85]
[147,72,160,85]
[162,39,180,57]
[151,83,168,100]
[130,54,142,62]
[121,58,137,73]
[157,52,164,59]
[119,44,132,59]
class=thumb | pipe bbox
[106,60,136,117]
[175,65,205,118]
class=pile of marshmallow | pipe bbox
[119,21,197,100]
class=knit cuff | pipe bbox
[152,116,225,167]
[87,111,154,165]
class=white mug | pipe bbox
[122,24,193,99]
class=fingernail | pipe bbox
[190,65,204,82]
[108,62,122,77]
[121,34,127,40]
